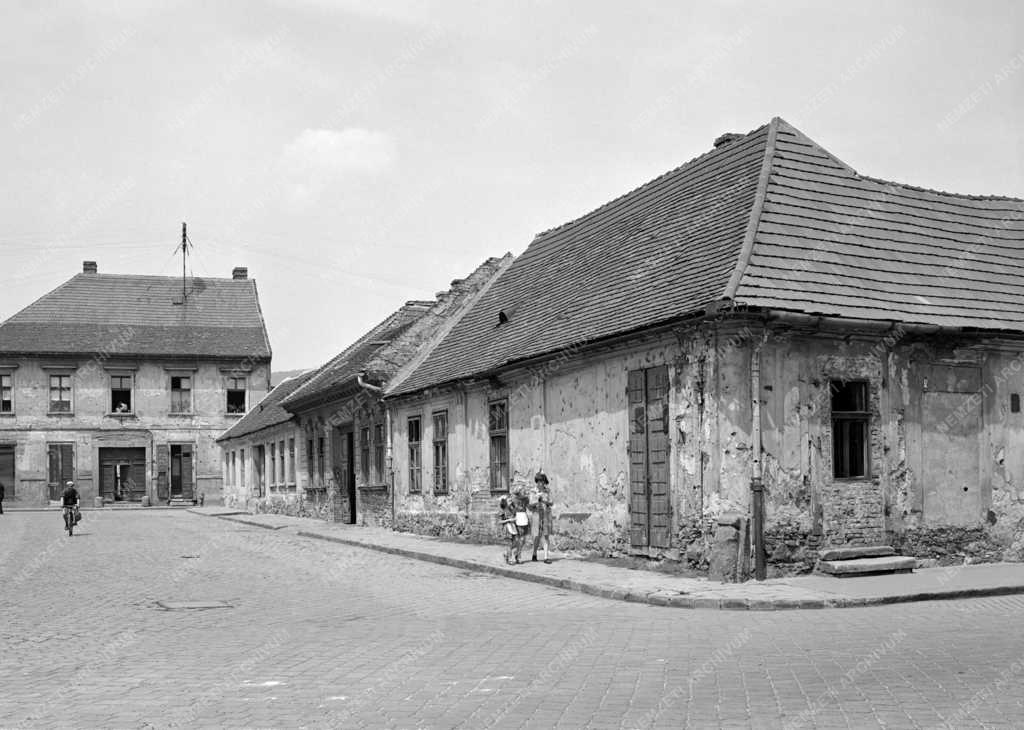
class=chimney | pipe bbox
[232,267,248,280]
[82,261,98,274]
[713,132,743,149]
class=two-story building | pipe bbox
[0,261,271,507]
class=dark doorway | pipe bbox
[0,444,14,499]
[628,365,671,551]
[99,447,146,502]
[333,428,357,524]
[169,444,194,500]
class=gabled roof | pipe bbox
[282,256,512,412]
[217,370,315,443]
[0,273,271,359]
[389,117,1024,397]
[731,120,1024,327]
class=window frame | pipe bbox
[432,410,449,495]
[48,374,73,414]
[317,436,326,486]
[269,442,277,489]
[170,375,193,414]
[408,415,422,494]
[360,427,370,483]
[288,438,296,486]
[225,376,247,415]
[488,399,509,494]
[109,373,133,414]
[830,379,871,480]
[0,372,13,414]
[373,423,385,484]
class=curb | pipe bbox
[202,513,292,530]
[188,511,1024,611]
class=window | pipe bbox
[226,377,246,414]
[288,439,296,484]
[373,423,385,483]
[1012,394,1021,414]
[239,448,246,487]
[47,443,74,499]
[408,416,422,493]
[0,373,12,413]
[489,399,509,493]
[231,451,237,486]
[307,438,314,485]
[49,375,72,413]
[360,427,370,482]
[110,375,132,413]
[432,410,449,494]
[278,440,286,485]
[831,380,869,479]
[317,437,325,485]
[269,442,277,488]
[170,376,192,413]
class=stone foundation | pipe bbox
[895,526,1006,565]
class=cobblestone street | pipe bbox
[2,511,1023,729]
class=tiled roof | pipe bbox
[388,123,770,396]
[0,273,271,359]
[280,302,435,411]
[390,117,1024,397]
[284,256,512,411]
[731,119,1024,327]
[217,370,315,442]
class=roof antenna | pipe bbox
[179,221,191,303]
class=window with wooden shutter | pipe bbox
[488,400,509,493]
[408,416,422,493]
[432,410,448,494]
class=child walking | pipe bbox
[498,496,517,565]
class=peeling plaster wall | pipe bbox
[389,334,697,553]
[755,329,1024,568]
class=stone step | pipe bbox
[817,555,916,577]
[818,545,895,562]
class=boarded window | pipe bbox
[831,380,869,478]
[110,375,132,413]
[49,375,72,413]
[170,376,192,413]
[432,410,448,494]
[408,416,422,493]
[373,423,385,483]
[0,374,12,413]
[489,399,509,493]
[226,377,246,414]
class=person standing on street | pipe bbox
[531,472,553,564]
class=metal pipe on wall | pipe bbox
[751,331,768,581]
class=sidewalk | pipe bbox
[188,506,1024,610]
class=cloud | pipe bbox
[279,127,396,209]
[281,127,396,177]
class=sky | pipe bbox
[2,0,1022,371]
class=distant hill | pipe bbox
[271,369,312,387]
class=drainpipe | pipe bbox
[751,331,768,581]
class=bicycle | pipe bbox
[63,506,78,536]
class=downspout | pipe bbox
[751,330,769,581]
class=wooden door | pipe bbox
[0,445,14,499]
[629,366,671,550]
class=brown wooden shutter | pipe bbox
[646,366,671,549]
[628,369,648,548]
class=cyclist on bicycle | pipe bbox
[61,480,79,534]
